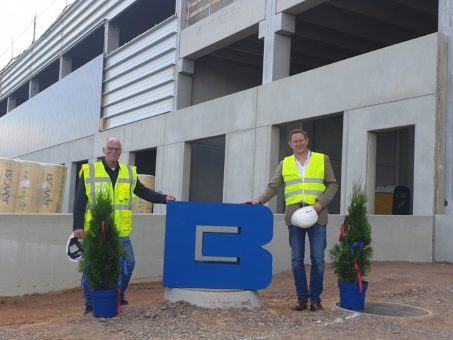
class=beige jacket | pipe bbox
[257,153,339,226]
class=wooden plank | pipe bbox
[189,0,205,9]
[188,0,224,19]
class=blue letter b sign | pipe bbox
[163,201,273,290]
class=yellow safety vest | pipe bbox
[282,152,326,206]
[82,161,137,237]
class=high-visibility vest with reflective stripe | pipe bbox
[82,161,137,237]
[282,152,326,206]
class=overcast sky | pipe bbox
[0,0,76,70]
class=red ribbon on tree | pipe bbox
[101,220,121,313]
[100,220,115,258]
[353,259,363,293]
[339,216,348,242]
[117,287,122,313]
[339,216,364,293]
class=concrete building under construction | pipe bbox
[0,0,452,295]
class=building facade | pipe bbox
[0,0,452,261]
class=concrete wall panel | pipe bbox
[434,215,453,262]
[124,115,166,151]
[344,95,437,215]
[0,213,437,296]
[68,136,95,162]
[130,215,166,282]
[367,215,433,262]
[256,34,440,127]
[164,88,258,144]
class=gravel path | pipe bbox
[1,262,452,339]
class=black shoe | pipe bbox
[84,305,93,314]
[120,300,129,306]
[293,299,308,311]
[310,302,324,311]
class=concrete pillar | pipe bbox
[6,96,16,112]
[59,56,72,79]
[154,143,191,214]
[366,132,377,214]
[29,79,40,98]
[340,111,350,215]
[259,0,295,84]
[438,0,453,215]
[120,151,135,165]
[176,58,194,109]
[62,162,77,213]
[104,21,120,54]
[175,0,188,29]
[252,126,280,212]
[223,130,256,203]
[175,0,194,109]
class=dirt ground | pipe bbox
[1,261,452,339]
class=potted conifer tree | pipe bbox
[79,190,124,318]
[330,181,373,310]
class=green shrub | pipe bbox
[330,182,373,283]
[79,190,124,290]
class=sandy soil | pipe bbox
[1,262,452,339]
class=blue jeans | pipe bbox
[288,223,326,303]
[83,237,136,307]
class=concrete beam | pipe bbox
[294,21,382,53]
[301,4,413,45]
[180,0,265,59]
[59,56,72,79]
[276,0,327,14]
[29,79,40,98]
[6,96,16,112]
[104,21,120,54]
[328,0,436,34]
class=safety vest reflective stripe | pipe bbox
[88,203,133,210]
[114,204,132,210]
[87,163,97,203]
[116,178,131,183]
[285,178,324,186]
[285,189,324,199]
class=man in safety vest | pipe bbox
[73,137,175,314]
[247,129,338,311]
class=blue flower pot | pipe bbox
[92,289,118,318]
[338,281,368,310]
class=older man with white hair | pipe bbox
[73,137,175,314]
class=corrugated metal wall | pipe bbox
[0,0,136,100]
[0,56,103,158]
[101,16,177,129]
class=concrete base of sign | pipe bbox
[164,288,263,309]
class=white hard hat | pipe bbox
[291,206,318,229]
[66,232,83,262]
